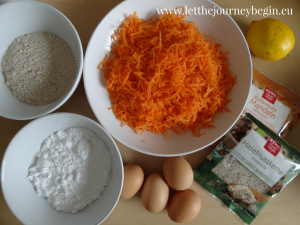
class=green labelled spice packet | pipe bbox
[194,113,300,224]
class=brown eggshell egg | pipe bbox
[120,163,144,199]
[163,156,193,190]
[167,189,201,223]
[141,173,169,213]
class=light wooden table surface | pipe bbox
[1,0,300,224]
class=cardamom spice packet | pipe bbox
[194,113,300,225]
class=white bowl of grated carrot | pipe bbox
[83,0,252,156]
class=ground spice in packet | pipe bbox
[194,113,300,225]
[243,68,300,139]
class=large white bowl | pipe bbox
[0,1,83,120]
[84,0,252,156]
[1,113,123,225]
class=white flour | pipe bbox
[28,127,111,213]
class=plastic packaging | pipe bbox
[243,68,300,139]
[194,113,300,224]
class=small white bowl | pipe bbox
[83,0,252,156]
[0,1,83,120]
[1,113,123,225]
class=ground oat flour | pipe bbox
[1,32,76,105]
[28,127,111,213]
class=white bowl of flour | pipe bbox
[0,1,83,120]
[1,113,123,225]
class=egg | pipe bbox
[163,156,193,190]
[120,163,144,200]
[141,173,169,213]
[167,189,201,223]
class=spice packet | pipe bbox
[194,113,300,225]
[243,68,300,139]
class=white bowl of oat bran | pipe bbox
[0,1,83,120]
[1,113,123,225]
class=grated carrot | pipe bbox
[99,12,236,138]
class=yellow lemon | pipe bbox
[246,18,295,61]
